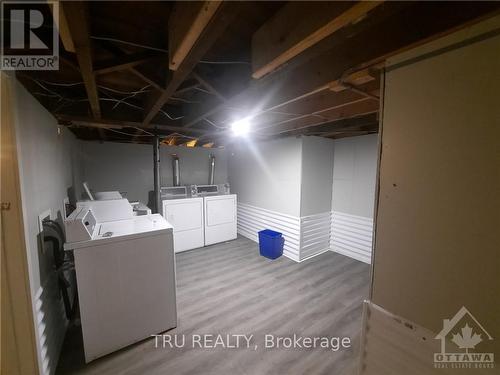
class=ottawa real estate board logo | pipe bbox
[434,306,494,369]
[1,1,59,70]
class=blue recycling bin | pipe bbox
[258,229,284,259]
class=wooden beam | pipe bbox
[94,51,164,75]
[52,0,75,52]
[254,80,379,131]
[261,99,380,136]
[60,2,106,140]
[60,3,100,119]
[252,1,384,79]
[168,1,222,71]
[192,72,227,103]
[142,2,240,128]
[57,115,210,135]
[95,39,168,91]
[174,82,200,95]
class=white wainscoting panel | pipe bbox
[300,212,332,261]
[34,272,69,375]
[237,203,301,262]
[331,211,373,264]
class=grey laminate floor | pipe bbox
[57,236,370,375]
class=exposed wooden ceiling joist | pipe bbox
[169,1,222,71]
[192,71,227,103]
[141,1,241,129]
[60,2,106,139]
[94,51,164,75]
[53,2,75,53]
[251,1,384,79]
[94,39,168,91]
[61,2,101,119]
[57,115,210,135]
[263,99,380,136]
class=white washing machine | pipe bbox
[163,197,205,252]
[64,210,176,363]
[204,194,237,246]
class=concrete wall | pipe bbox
[12,76,83,374]
[332,134,378,218]
[300,136,335,216]
[371,17,500,355]
[81,141,229,204]
[228,137,303,217]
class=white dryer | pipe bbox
[163,197,205,252]
[204,194,237,246]
[64,211,176,363]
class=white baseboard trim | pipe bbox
[331,211,373,264]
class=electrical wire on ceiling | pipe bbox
[199,60,251,65]
[90,35,169,53]
[169,96,201,104]
[159,109,184,121]
[204,118,227,130]
[194,86,213,95]
[98,85,151,96]
[27,77,183,121]
[38,79,83,87]
[90,36,250,65]
[105,128,154,137]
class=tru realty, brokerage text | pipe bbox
[151,334,352,352]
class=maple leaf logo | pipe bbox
[452,324,483,353]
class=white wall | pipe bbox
[300,136,335,216]
[332,134,378,218]
[12,76,83,375]
[81,141,229,204]
[229,136,336,261]
[371,17,500,355]
[228,137,303,217]
[330,134,378,264]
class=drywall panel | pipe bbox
[80,142,228,204]
[332,134,378,218]
[372,24,500,356]
[12,76,83,374]
[300,136,334,216]
[228,137,302,217]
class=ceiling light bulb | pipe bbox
[231,118,250,136]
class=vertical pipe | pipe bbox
[172,154,180,187]
[208,154,215,185]
[153,136,161,214]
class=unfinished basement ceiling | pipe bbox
[17,1,500,147]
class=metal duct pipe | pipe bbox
[208,154,215,185]
[172,154,180,187]
[153,136,161,214]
